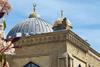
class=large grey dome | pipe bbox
[7,17,53,39]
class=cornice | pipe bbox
[14,30,89,52]
[14,32,66,47]
[66,30,100,57]
[14,30,100,57]
[89,47,100,57]
[66,30,89,52]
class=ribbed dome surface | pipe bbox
[7,17,53,39]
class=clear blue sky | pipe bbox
[5,0,100,52]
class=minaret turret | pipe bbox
[52,10,73,31]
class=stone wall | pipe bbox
[7,31,100,67]
[7,32,67,67]
[67,41,100,67]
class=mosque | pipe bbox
[2,4,100,67]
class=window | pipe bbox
[23,61,40,67]
[78,64,81,67]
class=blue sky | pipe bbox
[5,0,100,52]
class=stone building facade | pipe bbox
[7,30,100,67]
[5,5,100,67]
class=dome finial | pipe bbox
[33,3,36,12]
[61,10,64,18]
[29,3,40,18]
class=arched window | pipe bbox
[78,64,81,67]
[23,61,40,67]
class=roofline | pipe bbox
[7,30,100,57]
[68,30,100,57]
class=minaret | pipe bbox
[52,10,73,31]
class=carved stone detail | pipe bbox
[14,30,90,52]
[66,31,89,52]
[14,32,66,47]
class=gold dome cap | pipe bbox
[29,4,40,18]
